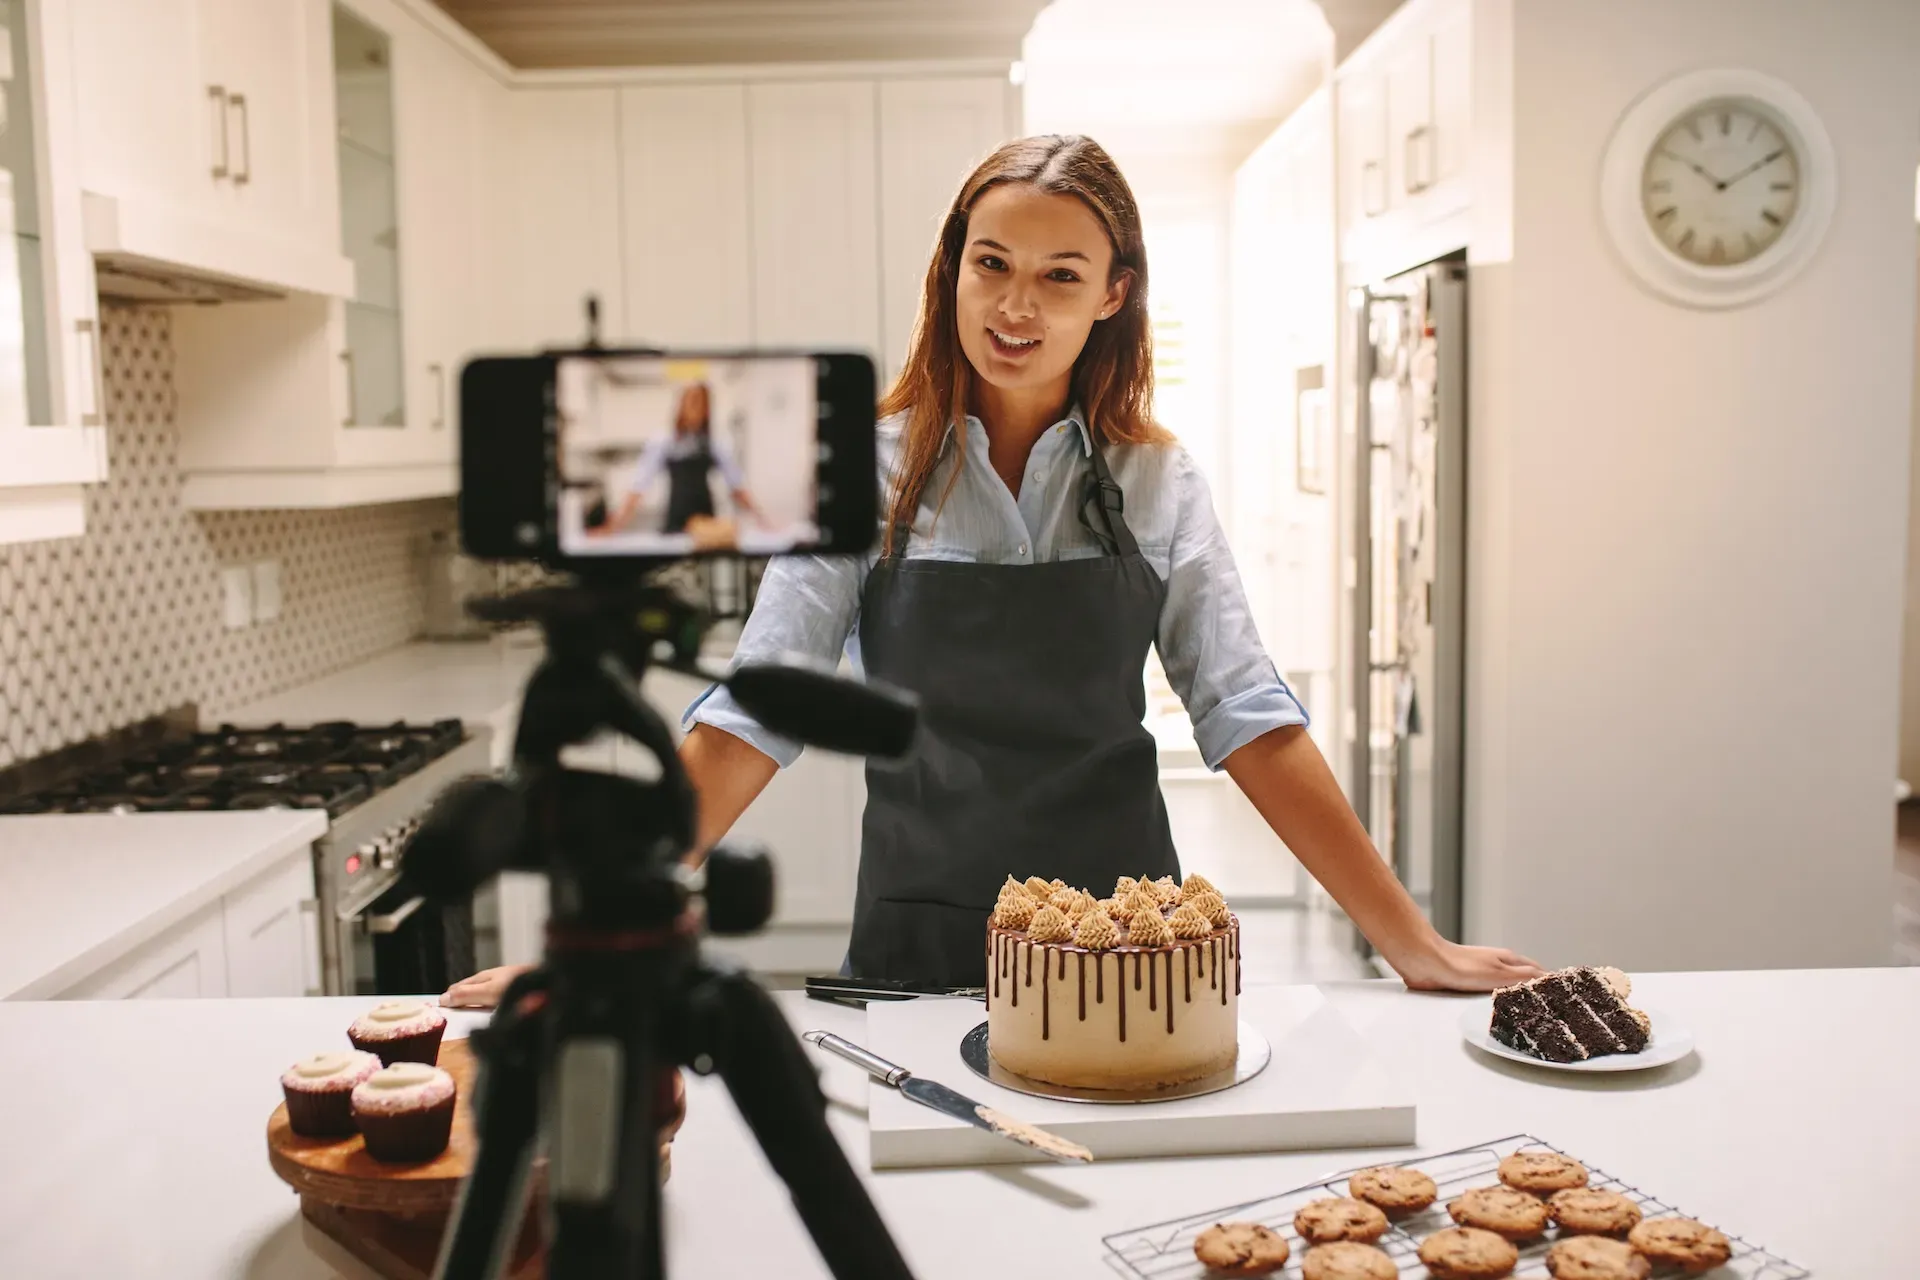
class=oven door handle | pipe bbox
[363,895,428,935]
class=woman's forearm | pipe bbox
[678,722,779,864]
[1221,724,1440,968]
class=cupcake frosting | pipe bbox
[349,1000,446,1040]
[281,1049,381,1093]
[351,1062,456,1114]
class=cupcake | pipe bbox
[279,1049,382,1138]
[350,1062,458,1162]
[347,1000,447,1066]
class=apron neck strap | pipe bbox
[1082,437,1142,558]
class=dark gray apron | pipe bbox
[664,436,717,533]
[848,441,1180,985]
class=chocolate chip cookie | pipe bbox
[1447,1185,1551,1240]
[1546,1236,1652,1280]
[1547,1188,1643,1236]
[1497,1149,1590,1194]
[1417,1226,1520,1279]
[1192,1222,1290,1276]
[1347,1164,1438,1213]
[1627,1217,1732,1274]
[1301,1241,1397,1280]
[1293,1197,1389,1244]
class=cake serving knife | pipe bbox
[801,1030,1093,1164]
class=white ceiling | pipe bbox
[427,0,1053,67]
[428,0,1393,70]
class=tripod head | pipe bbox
[401,572,920,1280]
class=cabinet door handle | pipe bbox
[1404,124,1433,194]
[339,350,357,426]
[229,92,252,186]
[74,317,103,426]
[298,897,322,997]
[208,85,230,180]
[429,362,445,429]
[1361,158,1386,218]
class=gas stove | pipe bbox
[0,720,469,817]
[1,716,494,996]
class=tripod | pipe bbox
[402,578,918,1280]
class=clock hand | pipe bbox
[1657,147,1726,190]
[1720,147,1788,188]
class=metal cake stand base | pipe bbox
[958,1020,1271,1104]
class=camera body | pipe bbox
[457,348,877,568]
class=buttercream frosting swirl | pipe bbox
[1169,902,1214,938]
[1114,887,1163,922]
[1127,908,1174,946]
[1190,890,1232,928]
[1050,887,1097,919]
[1151,875,1180,905]
[1023,876,1055,900]
[992,890,1037,929]
[1025,904,1074,943]
[1112,875,1139,900]
[1177,872,1218,903]
[1073,910,1119,950]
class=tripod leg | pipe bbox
[435,989,548,1280]
[690,967,917,1280]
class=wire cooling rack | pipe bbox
[1101,1133,1809,1279]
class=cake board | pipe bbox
[861,986,1416,1170]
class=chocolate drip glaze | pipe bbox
[1077,952,1087,1021]
[1233,924,1242,995]
[1041,949,1050,1041]
[1209,936,1219,990]
[1148,951,1157,1013]
[1134,952,1142,991]
[1183,946,1191,1003]
[1096,951,1104,1005]
[1220,935,1228,1005]
[1026,940,1034,988]
[1165,951,1174,1034]
[1118,956,1127,1043]
[1010,940,1018,1008]
[1058,948,1067,982]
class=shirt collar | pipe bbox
[946,404,1093,457]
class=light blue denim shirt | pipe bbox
[684,408,1308,770]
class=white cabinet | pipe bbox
[491,88,624,351]
[618,83,753,347]
[167,0,500,508]
[0,0,113,544]
[61,902,231,999]
[877,77,1012,382]
[69,0,352,298]
[1335,0,1472,274]
[747,81,880,360]
[221,851,321,998]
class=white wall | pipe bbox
[1463,0,1920,970]
[1899,230,1920,787]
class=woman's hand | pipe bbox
[441,964,533,1010]
[1385,938,1544,993]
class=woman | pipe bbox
[446,135,1538,1008]
[589,382,763,538]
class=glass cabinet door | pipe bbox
[0,0,51,431]
[333,4,404,427]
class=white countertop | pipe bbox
[209,639,549,745]
[0,810,327,1000]
[0,969,1913,1278]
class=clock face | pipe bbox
[1639,98,1801,268]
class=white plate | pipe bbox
[1458,999,1695,1072]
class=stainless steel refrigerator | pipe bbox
[1345,255,1467,957]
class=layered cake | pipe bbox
[986,873,1240,1090]
[1489,966,1651,1063]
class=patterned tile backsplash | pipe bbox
[0,305,455,767]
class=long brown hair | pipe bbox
[877,134,1168,551]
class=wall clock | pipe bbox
[1600,69,1836,308]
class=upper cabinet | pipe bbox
[0,0,112,545]
[747,81,881,360]
[70,0,352,299]
[877,78,1012,383]
[1335,0,1472,276]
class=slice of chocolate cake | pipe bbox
[1489,967,1651,1064]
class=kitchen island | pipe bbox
[0,968,1913,1278]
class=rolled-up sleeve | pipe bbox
[1157,450,1309,770]
[682,552,865,767]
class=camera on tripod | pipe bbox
[396,324,920,1280]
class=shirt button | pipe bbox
[1017,543,1029,556]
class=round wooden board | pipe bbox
[268,1038,685,1214]
[267,1038,486,1213]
